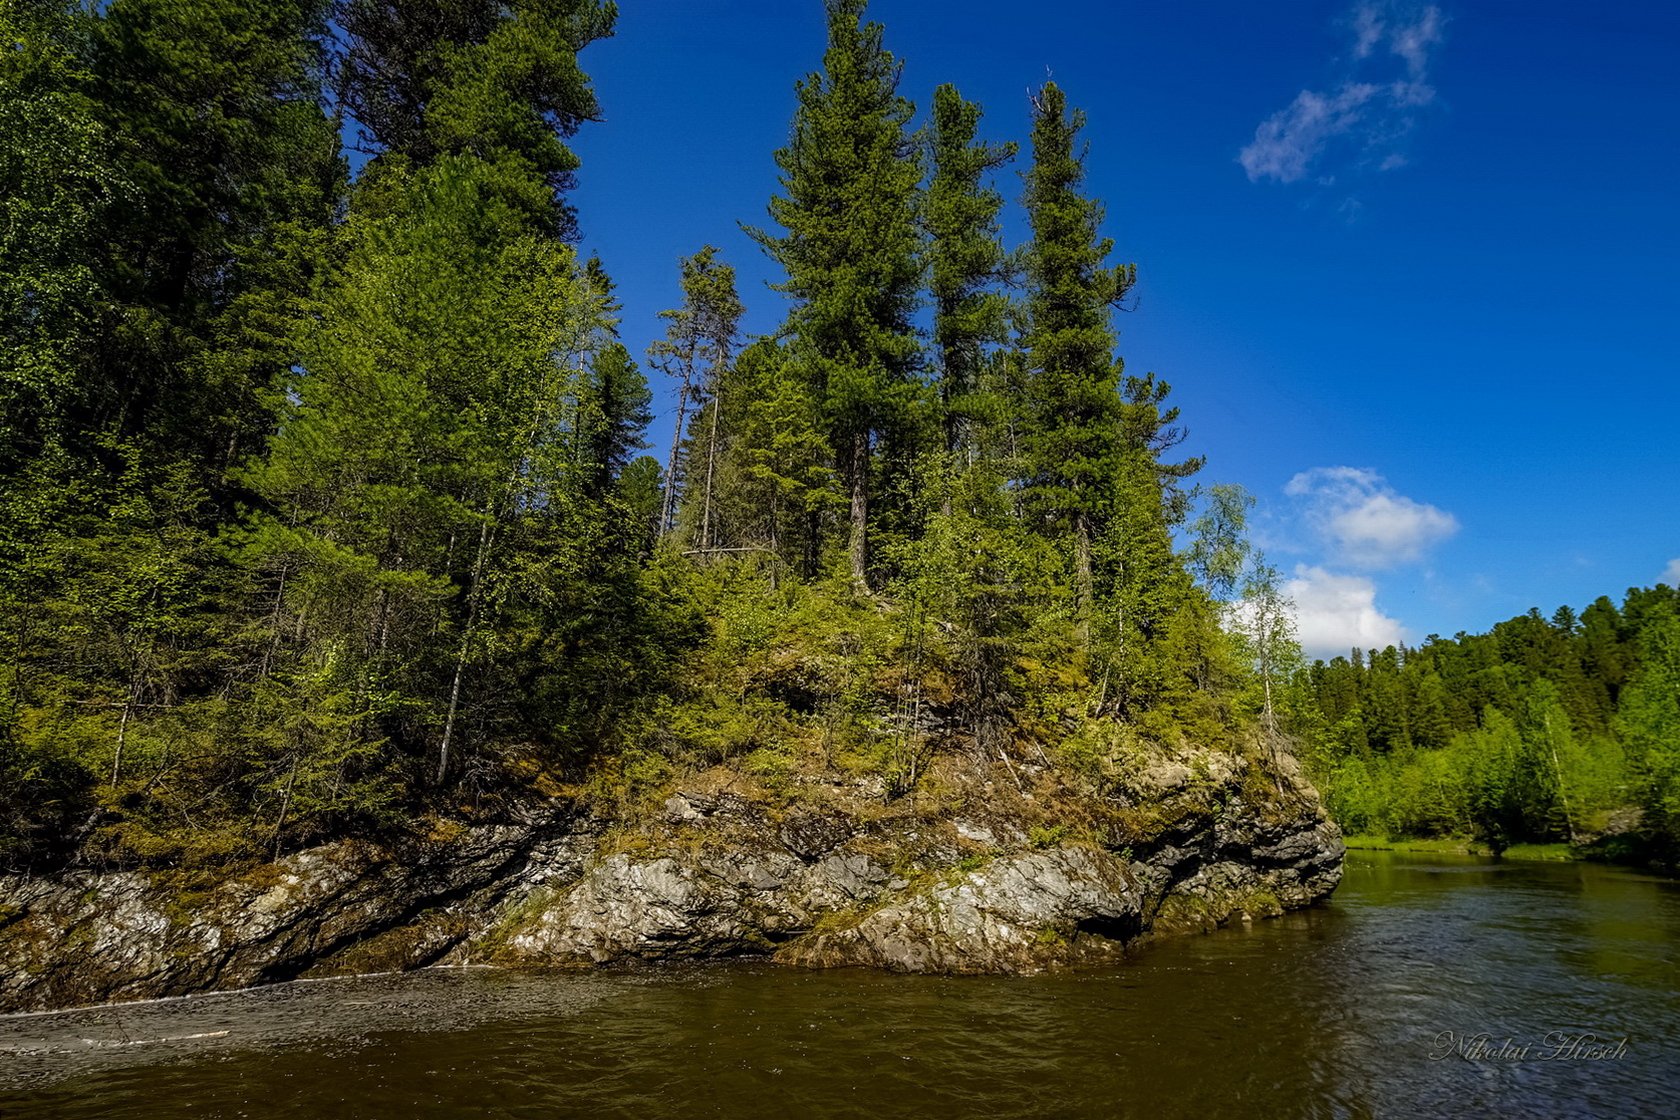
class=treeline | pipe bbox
[1287,587,1680,860]
[1,0,1288,872]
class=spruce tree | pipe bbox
[1018,81,1132,630]
[702,339,836,568]
[337,0,616,238]
[749,0,922,590]
[0,0,344,865]
[925,84,1015,460]
[92,0,342,471]
[0,0,114,474]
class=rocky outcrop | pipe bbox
[0,813,596,1014]
[0,742,1344,1013]
[781,848,1143,972]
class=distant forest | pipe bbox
[1291,588,1680,859]
[3,0,1675,874]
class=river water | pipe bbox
[3,851,1677,1119]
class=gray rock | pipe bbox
[784,848,1142,973]
[505,855,740,963]
[778,813,851,861]
[0,813,585,1014]
[0,742,1347,1011]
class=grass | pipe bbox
[1343,834,1576,862]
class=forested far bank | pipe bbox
[1287,585,1680,866]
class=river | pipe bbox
[2,851,1677,1118]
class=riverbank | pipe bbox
[1341,834,1575,861]
[1342,832,1680,874]
[0,738,1344,1014]
[7,850,1676,1119]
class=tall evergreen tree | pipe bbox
[0,0,116,474]
[697,338,836,568]
[1018,81,1133,630]
[925,84,1014,460]
[92,0,342,473]
[1101,370,1203,702]
[749,0,923,590]
[1,0,344,866]
[337,0,617,238]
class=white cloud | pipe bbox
[1240,2,1446,185]
[1286,466,1459,568]
[1351,4,1385,58]
[1662,557,1680,588]
[1238,85,1378,184]
[1386,3,1445,77]
[1287,565,1406,660]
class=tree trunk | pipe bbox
[1074,510,1093,646]
[661,372,692,536]
[700,382,722,551]
[849,429,869,591]
[111,673,140,787]
[437,508,495,786]
[1546,713,1579,845]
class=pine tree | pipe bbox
[925,84,1014,460]
[92,0,342,471]
[706,339,837,568]
[1101,371,1204,706]
[1,0,345,865]
[749,0,923,590]
[0,0,116,474]
[578,340,653,503]
[1018,81,1132,628]
[338,0,616,237]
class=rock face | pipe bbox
[782,848,1143,973]
[0,817,596,1014]
[0,743,1344,1013]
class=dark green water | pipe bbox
[3,851,1678,1119]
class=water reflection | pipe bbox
[3,853,1677,1118]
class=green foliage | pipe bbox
[649,246,743,543]
[925,83,1015,458]
[1027,823,1070,849]
[0,0,117,471]
[691,339,839,568]
[888,458,1065,754]
[1189,484,1254,601]
[1618,599,1680,853]
[0,0,1298,874]
[338,0,617,237]
[749,0,924,587]
[1018,81,1131,619]
[1298,589,1680,855]
[92,0,343,469]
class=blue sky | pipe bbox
[564,0,1680,659]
